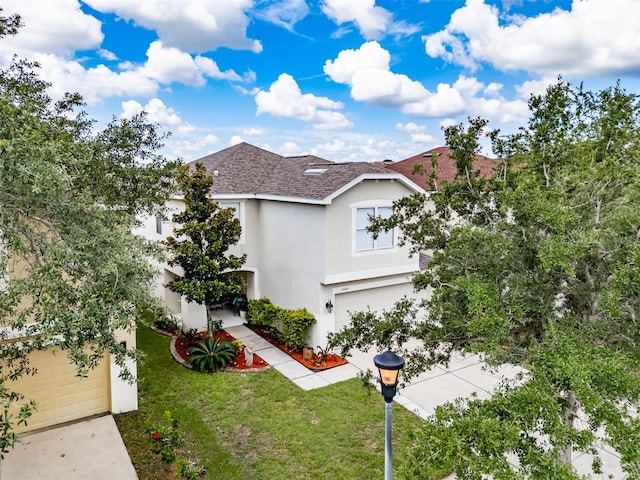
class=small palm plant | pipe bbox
[187,337,238,372]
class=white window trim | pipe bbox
[219,201,245,245]
[351,201,397,255]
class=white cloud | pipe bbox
[423,0,640,77]
[396,123,436,144]
[313,137,413,162]
[229,135,244,146]
[396,122,426,133]
[515,77,558,99]
[98,49,118,61]
[410,133,437,143]
[275,141,307,157]
[167,133,220,160]
[1,35,249,105]
[255,73,353,129]
[142,41,243,86]
[1,0,103,56]
[324,41,428,107]
[242,127,266,135]
[84,0,262,53]
[325,42,529,122]
[255,0,310,31]
[27,54,158,104]
[320,0,417,40]
[325,42,465,116]
[120,98,183,127]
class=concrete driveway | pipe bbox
[1,415,137,480]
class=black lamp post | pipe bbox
[373,349,405,480]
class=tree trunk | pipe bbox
[561,390,579,465]
[206,306,213,337]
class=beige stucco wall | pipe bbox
[256,200,325,313]
[324,178,419,279]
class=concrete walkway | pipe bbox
[1,415,137,480]
[223,315,625,479]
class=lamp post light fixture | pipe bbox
[373,349,405,480]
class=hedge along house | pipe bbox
[138,142,425,348]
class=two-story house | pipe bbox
[140,142,425,347]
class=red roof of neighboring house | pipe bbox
[382,146,500,191]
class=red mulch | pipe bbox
[158,324,348,372]
[169,329,269,371]
[246,324,348,371]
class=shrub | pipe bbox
[278,308,316,352]
[187,338,238,372]
[247,298,316,352]
[145,410,183,463]
[139,302,180,332]
[177,324,200,345]
[246,298,279,329]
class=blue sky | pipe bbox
[1,0,638,162]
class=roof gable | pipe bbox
[190,142,422,203]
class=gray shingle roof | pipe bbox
[190,142,402,202]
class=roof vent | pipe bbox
[303,168,328,176]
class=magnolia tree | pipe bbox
[0,9,178,454]
[328,80,640,479]
[164,163,246,329]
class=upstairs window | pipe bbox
[219,201,245,244]
[219,202,240,220]
[155,216,163,235]
[355,206,394,251]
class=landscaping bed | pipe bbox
[153,325,269,372]
[246,324,348,371]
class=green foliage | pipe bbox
[247,298,316,352]
[0,18,177,450]
[0,7,21,37]
[277,308,316,352]
[177,325,201,345]
[187,338,238,372]
[208,318,223,334]
[139,301,180,332]
[177,458,206,479]
[0,391,36,459]
[246,298,280,329]
[330,79,640,478]
[164,163,247,320]
[145,410,183,463]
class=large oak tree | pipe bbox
[0,9,178,454]
[329,80,640,478]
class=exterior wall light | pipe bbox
[325,300,333,313]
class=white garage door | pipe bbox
[334,283,414,332]
[8,348,110,433]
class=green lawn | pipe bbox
[115,323,425,479]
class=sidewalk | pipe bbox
[222,313,625,479]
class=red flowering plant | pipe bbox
[144,410,183,463]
